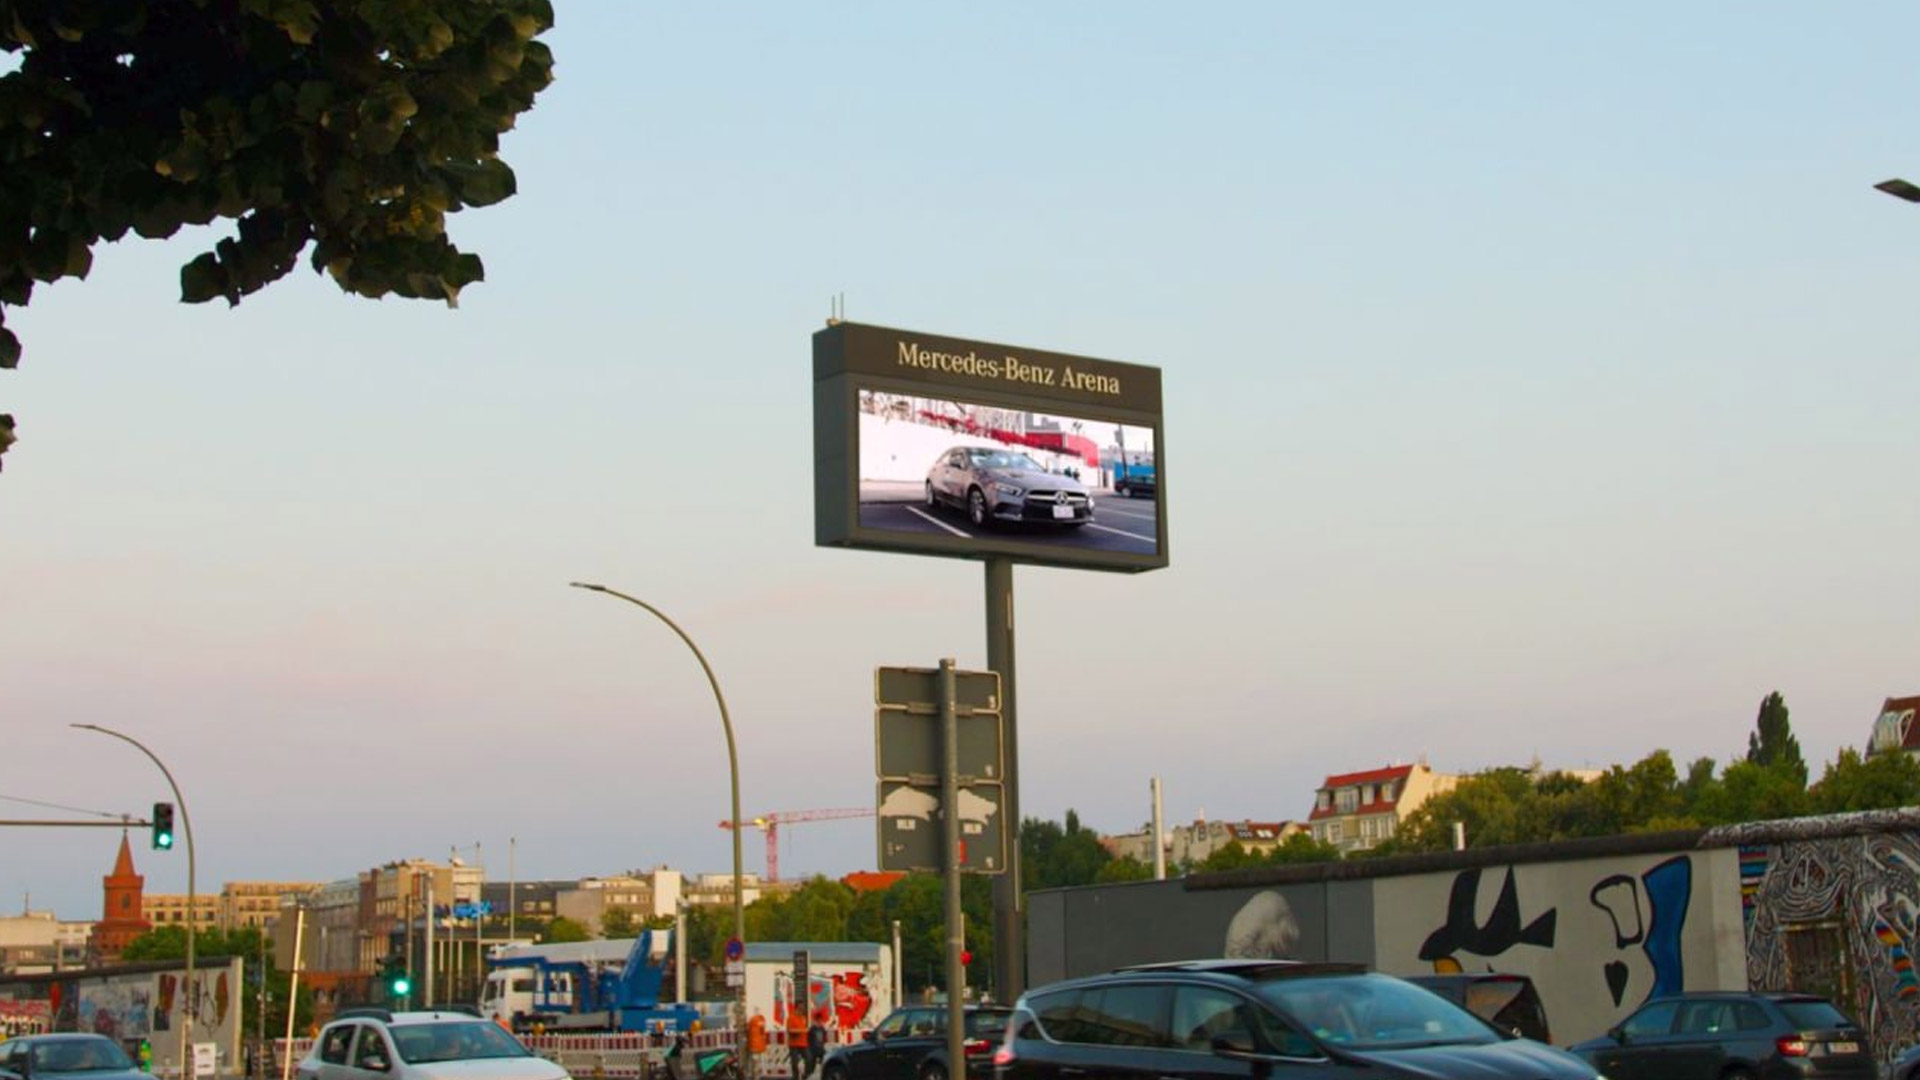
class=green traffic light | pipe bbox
[391,976,411,996]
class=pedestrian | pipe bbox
[805,1018,826,1078]
[784,1000,808,1078]
[746,1009,768,1069]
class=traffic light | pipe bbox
[383,956,411,999]
[151,803,175,850]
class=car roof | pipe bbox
[1113,959,1369,978]
[11,1034,115,1043]
[330,1009,488,1026]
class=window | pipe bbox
[1335,789,1358,813]
[319,1026,354,1065]
[1676,1001,1730,1035]
[1732,1002,1770,1031]
[1171,987,1255,1052]
[353,1027,390,1069]
[1326,822,1342,843]
[1620,1001,1677,1039]
[1316,792,1331,811]
[1078,985,1171,1048]
[874,1011,911,1039]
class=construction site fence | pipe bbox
[274,1029,862,1080]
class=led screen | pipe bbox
[815,321,1167,572]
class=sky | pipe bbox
[4,3,1918,921]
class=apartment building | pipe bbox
[1307,762,1456,854]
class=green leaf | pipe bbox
[444,159,515,207]
[180,252,226,304]
[0,329,19,370]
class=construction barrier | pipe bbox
[274,1028,866,1080]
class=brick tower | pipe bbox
[92,833,151,963]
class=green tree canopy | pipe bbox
[0,0,556,469]
[1747,691,1808,786]
[541,916,590,943]
[1812,747,1920,814]
[600,907,638,940]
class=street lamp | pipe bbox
[72,724,196,1078]
[567,584,746,1021]
[1874,178,1920,203]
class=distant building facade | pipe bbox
[0,911,90,973]
[1307,762,1456,854]
[556,868,683,931]
[1102,818,1307,868]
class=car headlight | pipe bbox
[994,482,1024,500]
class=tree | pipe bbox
[0,0,557,470]
[1692,758,1810,825]
[1020,810,1113,890]
[1747,691,1808,786]
[1812,747,1920,813]
[599,907,638,940]
[541,916,589,943]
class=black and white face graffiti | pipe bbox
[1225,890,1301,959]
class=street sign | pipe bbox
[725,937,744,961]
[877,710,1003,780]
[876,779,1006,873]
[724,959,744,988]
[793,949,810,990]
[876,666,1000,712]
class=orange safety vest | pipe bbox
[785,1006,807,1044]
[747,1015,768,1054]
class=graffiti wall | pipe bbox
[1731,821,1920,1066]
[38,959,244,1076]
[1371,849,1746,1044]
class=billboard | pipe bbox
[814,322,1167,572]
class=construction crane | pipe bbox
[719,807,874,883]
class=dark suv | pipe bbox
[1567,991,1874,1080]
[992,959,1601,1079]
[822,1003,1010,1080]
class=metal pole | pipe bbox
[1151,778,1166,880]
[940,660,965,1075]
[71,725,196,1079]
[983,560,1022,1002]
[280,907,304,1080]
[568,583,746,1034]
[509,837,517,944]
[890,921,902,1011]
[425,877,436,1008]
[674,901,688,1005]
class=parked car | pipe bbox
[925,446,1093,529]
[991,959,1602,1079]
[1403,972,1551,1043]
[0,1034,147,1080]
[296,1008,569,1080]
[1886,1040,1920,1080]
[820,1004,1009,1080]
[1567,991,1874,1080]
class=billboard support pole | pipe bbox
[985,558,1022,1003]
[941,659,966,1072]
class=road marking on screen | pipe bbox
[905,506,974,538]
[1086,522,1155,544]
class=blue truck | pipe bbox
[479,928,699,1034]
[1111,450,1156,499]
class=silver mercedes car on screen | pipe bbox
[926,445,1094,529]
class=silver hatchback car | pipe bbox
[298,1010,569,1080]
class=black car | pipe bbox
[0,1034,148,1080]
[1568,991,1874,1080]
[822,1004,1010,1080]
[925,446,1093,529]
[992,959,1601,1079]
[1886,1039,1920,1080]
[1403,973,1551,1043]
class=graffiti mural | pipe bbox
[1730,821,1920,1068]
[1372,849,1741,1046]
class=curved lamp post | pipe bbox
[72,724,196,1078]
[567,584,745,1025]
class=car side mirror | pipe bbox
[861,1031,876,1043]
[1608,1026,1626,1044]
[362,1057,391,1073]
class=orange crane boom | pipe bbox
[719,807,874,882]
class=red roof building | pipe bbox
[90,834,151,963]
[1307,762,1456,854]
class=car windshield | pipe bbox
[31,1039,134,1073]
[390,1022,530,1064]
[1257,973,1498,1051]
[965,450,1040,471]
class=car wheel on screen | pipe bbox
[822,1066,849,1080]
[968,488,988,527]
[919,1063,947,1080]
[926,481,939,510]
